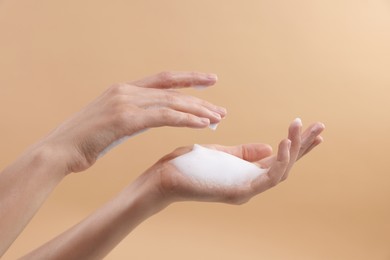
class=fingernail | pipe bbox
[212,112,222,121]
[207,74,218,81]
[216,107,227,117]
[313,123,325,133]
[200,118,210,125]
[294,117,302,126]
[287,139,292,149]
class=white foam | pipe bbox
[208,123,218,130]
[170,144,268,186]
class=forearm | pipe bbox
[21,172,168,260]
[0,143,68,256]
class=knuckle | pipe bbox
[164,91,179,104]
[158,71,174,83]
[108,83,128,95]
[159,108,174,122]
[111,94,129,106]
[240,145,249,161]
[190,71,198,78]
[183,113,195,126]
[160,109,192,126]
[278,158,290,167]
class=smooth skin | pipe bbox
[21,119,324,260]
[0,71,226,257]
[0,71,325,259]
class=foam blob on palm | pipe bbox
[171,144,268,187]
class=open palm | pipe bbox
[149,119,325,205]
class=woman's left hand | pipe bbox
[143,119,325,205]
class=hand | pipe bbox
[144,119,325,205]
[41,71,227,173]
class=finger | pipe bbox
[162,99,222,124]
[141,108,211,129]
[207,143,273,162]
[155,91,227,121]
[298,122,325,159]
[116,86,227,120]
[253,139,290,193]
[281,118,302,181]
[256,155,276,169]
[300,135,323,158]
[130,71,218,89]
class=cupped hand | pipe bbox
[42,71,227,173]
[146,119,324,205]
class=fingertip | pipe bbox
[293,117,302,126]
[194,73,218,87]
[312,122,325,135]
[289,118,302,136]
[210,105,227,119]
[219,107,227,118]
[319,123,325,133]
[316,135,324,144]
[207,73,218,82]
[198,117,211,127]
[310,135,324,151]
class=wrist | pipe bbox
[24,140,72,177]
[37,132,96,174]
[121,172,171,219]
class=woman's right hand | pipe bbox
[40,71,226,173]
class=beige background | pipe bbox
[1,0,390,259]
